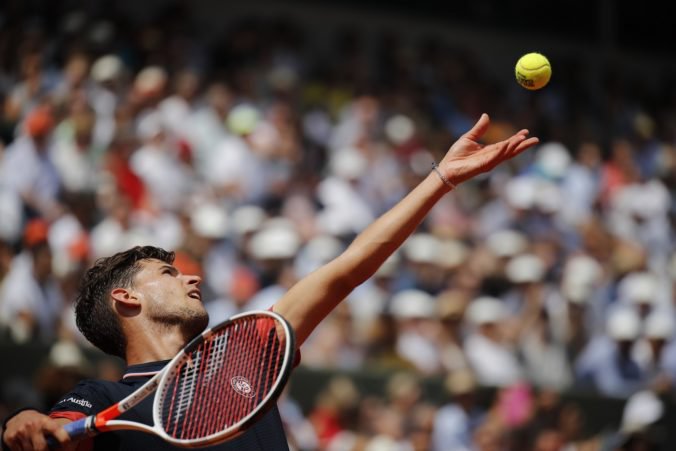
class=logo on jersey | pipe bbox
[61,397,93,409]
[230,376,255,398]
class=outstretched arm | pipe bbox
[274,114,538,345]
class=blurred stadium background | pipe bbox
[1,0,676,450]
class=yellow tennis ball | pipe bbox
[515,53,551,90]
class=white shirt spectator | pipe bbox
[463,297,524,386]
[50,123,100,193]
[202,135,266,203]
[431,404,474,451]
[1,135,61,207]
[247,284,286,311]
[130,142,192,211]
[0,186,23,242]
[0,251,64,343]
[464,332,523,387]
[316,176,375,236]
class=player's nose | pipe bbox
[183,274,202,286]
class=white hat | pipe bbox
[295,234,345,277]
[466,297,506,325]
[384,114,415,145]
[621,390,663,434]
[486,229,528,258]
[436,239,468,269]
[504,176,537,210]
[535,142,571,179]
[408,150,435,177]
[226,104,260,135]
[190,203,229,239]
[389,289,435,319]
[134,66,167,94]
[505,254,545,284]
[49,340,87,368]
[303,235,344,264]
[91,54,123,82]
[606,308,641,341]
[534,181,563,213]
[614,181,670,220]
[644,311,674,339]
[249,222,300,260]
[562,280,593,304]
[330,148,368,180]
[563,255,603,287]
[231,205,266,236]
[403,233,440,264]
[618,272,658,305]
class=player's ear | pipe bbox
[111,288,140,308]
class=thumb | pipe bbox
[463,113,490,141]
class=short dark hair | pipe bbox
[75,246,175,359]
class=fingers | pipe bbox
[4,412,70,451]
[4,426,29,451]
[487,132,537,165]
[462,113,490,141]
[30,432,48,450]
[510,136,539,157]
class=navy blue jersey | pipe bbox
[49,361,289,451]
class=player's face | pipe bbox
[132,259,209,334]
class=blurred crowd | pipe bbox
[0,3,675,450]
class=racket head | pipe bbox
[152,310,295,447]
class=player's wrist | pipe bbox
[431,162,456,191]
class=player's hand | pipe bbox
[439,113,539,187]
[2,410,71,451]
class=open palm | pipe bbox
[439,114,539,186]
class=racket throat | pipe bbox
[94,406,120,433]
[84,416,103,435]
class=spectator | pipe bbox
[0,7,675,450]
[1,106,61,220]
[431,369,484,451]
[464,296,524,387]
[0,219,64,343]
[575,307,645,397]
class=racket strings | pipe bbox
[159,316,287,440]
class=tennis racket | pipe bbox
[49,310,295,448]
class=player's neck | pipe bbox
[124,322,189,365]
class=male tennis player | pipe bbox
[2,114,537,450]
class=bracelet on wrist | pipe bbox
[431,162,456,190]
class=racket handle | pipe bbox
[63,418,89,439]
[46,417,90,449]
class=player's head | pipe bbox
[76,246,208,359]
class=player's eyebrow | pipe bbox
[159,264,179,276]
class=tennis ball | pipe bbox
[515,53,551,90]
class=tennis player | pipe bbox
[2,114,537,450]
